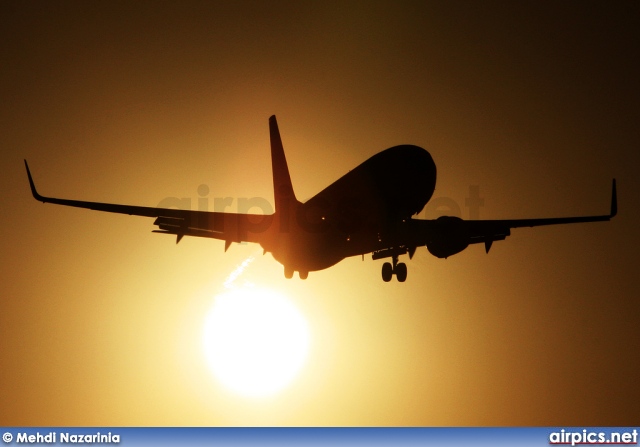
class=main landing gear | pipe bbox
[381,255,407,282]
[284,266,308,280]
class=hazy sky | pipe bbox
[1,1,639,425]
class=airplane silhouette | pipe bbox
[25,116,617,282]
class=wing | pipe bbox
[464,179,617,252]
[24,160,273,247]
[381,180,617,259]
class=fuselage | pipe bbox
[261,145,437,273]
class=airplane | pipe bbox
[25,115,617,282]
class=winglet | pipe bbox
[610,178,617,218]
[24,160,46,202]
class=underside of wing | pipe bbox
[404,179,617,258]
[25,160,273,246]
[151,212,273,246]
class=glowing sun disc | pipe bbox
[203,286,310,397]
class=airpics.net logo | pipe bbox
[2,431,120,444]
[156,184,485,220]
[549,429,638,446]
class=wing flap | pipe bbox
[152,214,273,244]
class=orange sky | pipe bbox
[1,1,639,425]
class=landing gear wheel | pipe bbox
[299,271,308,280]
[284,266,294,279]
[395,262,407,282]
[381,262,393,282]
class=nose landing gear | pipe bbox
[381,255,407,282]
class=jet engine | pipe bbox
[426,216,470,258]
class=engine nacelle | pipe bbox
[426,216,470,259]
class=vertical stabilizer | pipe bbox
[269,115,299,213]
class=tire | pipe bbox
[396,263,407,282]
[382,262,393,282]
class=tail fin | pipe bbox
[269,115,300,213]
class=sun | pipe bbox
[202,285,310,398]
